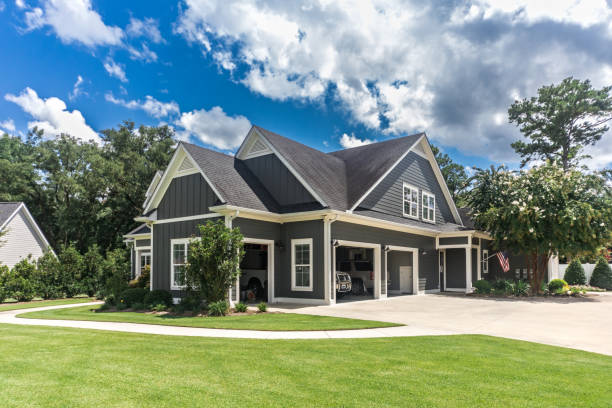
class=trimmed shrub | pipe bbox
[119,288,148,307]
[590,257,612,290]
[257,302,267,313]
[208,300,229,316]
[234,302,248,313]
[548,279,568,292]
[563,260,586,285]
[144,289,172,308]
[492,279,513,295]
[473,279,491,294]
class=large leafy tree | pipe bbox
[509,77,612,171]
[431,145,469,205]
[467,163,612,293]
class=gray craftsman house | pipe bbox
[124,126,557,305]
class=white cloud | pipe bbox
[126,17,163,43]
[69,75,84,100]
[5,87,99,143]
[22,0,123,47]
[127,43,157,63]
[14,0,25,9]
[103,59,127,82]
[105,92,179,118]
[175,106,251,150]
[0,2,5,12]
[0,118,16,132]
[176,0,612,166]
[339,133,374,149]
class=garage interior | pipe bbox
[386,250,414,295]
[335,245,376,302]
[239,243,268,302]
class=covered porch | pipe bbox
[436,233,489,293]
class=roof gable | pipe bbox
[0,202,54,254]
[0,202,22,228]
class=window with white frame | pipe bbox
[403,183,419,218]
[422,191,435,222]
[291,238,313,291]
[138,252,151,277]
[171,239,190,289]
[482,250,488,274]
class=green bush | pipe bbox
[0,265,8,302]
[473,280,491,294]
[132,302,145,311]
[548,279,568,292]
[57,244,85,298]
[512,280,530,296]
[119,288,149,307]
[208,300,229,316]
[492,279,513,295]
[152,303,167,312]
[179,295,202,312]
[102,248,130,301]
[144,289,172,308]
[129,265,150,289]
[257,302,267,313]
[590,257,612,290]
[234,302,248,313]
[116,301,128,311]
[564,260,587,285]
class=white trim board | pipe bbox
[385,245,419,295]
[273,297,327,305]
[243,237,275,304]
[154,213,222,225]
[0,203,55,256]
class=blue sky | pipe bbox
[1,0,612,171]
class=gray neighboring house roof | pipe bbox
[329,133,424,209]
[458,208,476,229]
[0,202,22,228]
[126,224,151,236]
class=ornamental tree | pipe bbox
[185,220,245,303]
[467,162,612,293]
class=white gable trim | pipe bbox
[418,138,463,225]
[1,203,55,256]
[349,135,424,212]
[142,171,162,208]
[237,127,327,208]
[143,144,225,214]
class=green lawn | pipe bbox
[20,304,400,331]
[0,298,95,312]
[0,325,610,407]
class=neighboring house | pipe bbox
[0,202,54,268]
[124,126,557,305]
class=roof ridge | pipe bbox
[328,132,425,155]
[179,141,235,159]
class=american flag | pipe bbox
[496,251,510,272]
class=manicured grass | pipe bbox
[20,304,400,331]
[0,298,95,312]
[0,325,610,407]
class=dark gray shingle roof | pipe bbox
[329,133,424,209]
[126,224,151,235]
[458,207,476,229]
[0,202,22,226]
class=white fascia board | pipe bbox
[251,127,328,208]
[18,204,55,256]
[419,136,463,225]
[0,203,22,231]
[235,126,257,159]
[349,135,425,211]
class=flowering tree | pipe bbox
[467,163,612,293]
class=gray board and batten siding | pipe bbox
[360,151,454,224]
[157,173,219,220]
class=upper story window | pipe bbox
[291,238,313,291]
[403,183,419,219]
[422,191,436,223]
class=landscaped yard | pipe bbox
[0,298,95,312]
[0,324,610,407]
[19,304,400,331]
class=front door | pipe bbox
[439,250,445,291]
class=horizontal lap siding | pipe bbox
[157,174,219,219]
[243,154,317,207]
[0,210,48,268]
[331,221,438,291]
[360,152,454,224]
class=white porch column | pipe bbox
[477,244,481,281]
[465,237,472,293]
[323,217,333,305]
[374,245,382,299]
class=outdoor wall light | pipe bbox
[421,250,428,255]
[332,240,340,247]
[384,245,391,252]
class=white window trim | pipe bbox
[402,183,419,219]
[291,238,313,292]
[170,238,192,290]
[482,249,489,274]
[422,191,436,223]
[138,251,151,278]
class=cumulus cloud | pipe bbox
[126,17,164,43]
[176,0,612,167]
[68,75,85,100]
[175,106,251,150]
[339,133,375,149]
[0,118,16,133]
[127,43,157,63]
[105,92,179,118]
[103,58,127,82]
[5,87,99,142]
[22,0,123,47]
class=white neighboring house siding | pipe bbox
[0,209,48,268]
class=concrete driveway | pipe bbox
[274,292,612,355]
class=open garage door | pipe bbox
[385,246,419,296]
[334,242,381,302]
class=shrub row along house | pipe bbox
[0,202,54,268]
[124,126,558,305]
